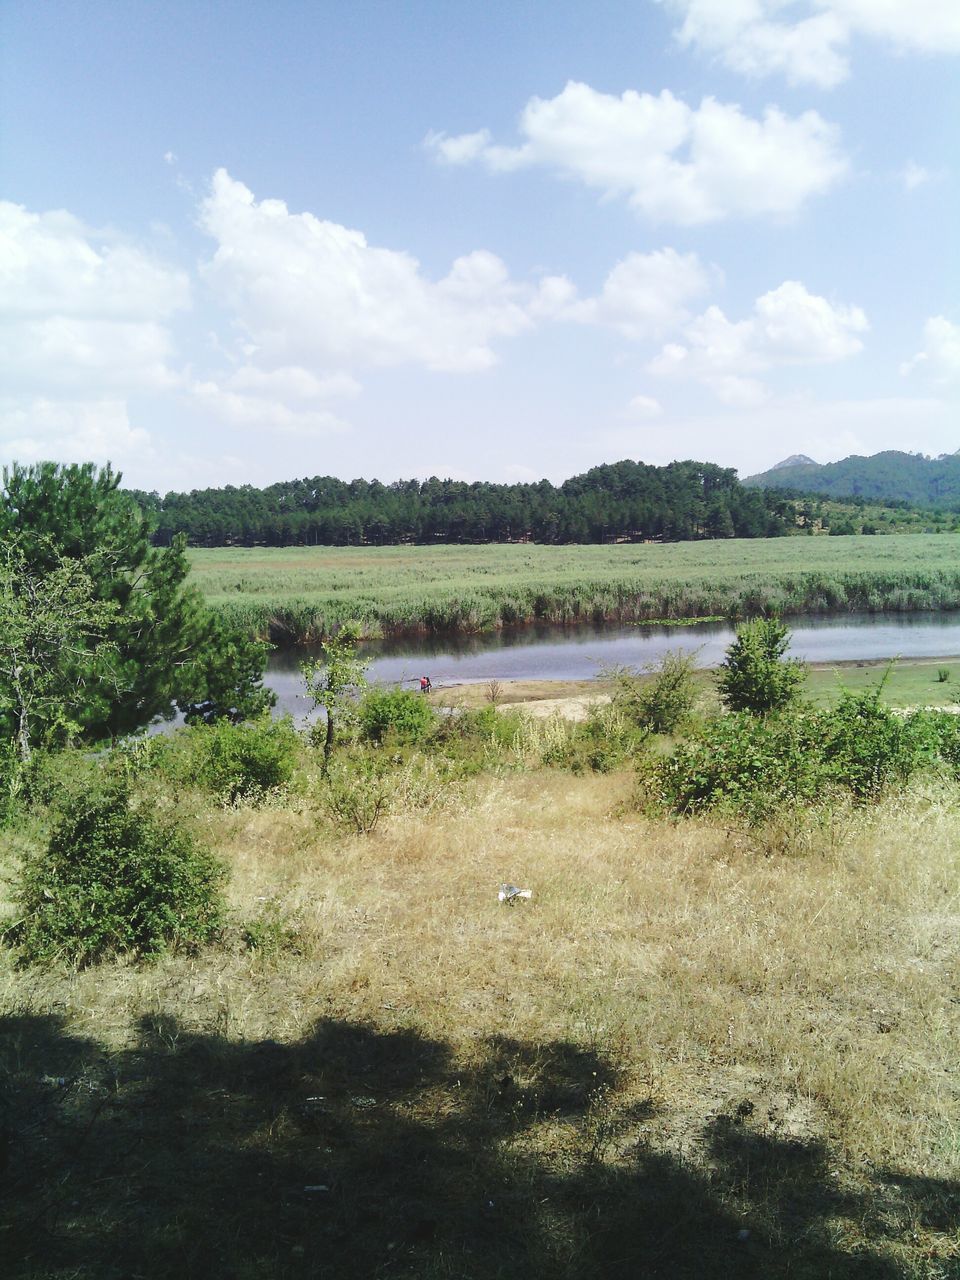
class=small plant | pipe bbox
[10,782,226,966]
[937,667,950,683]
[319,758,393,834]
[486,679,503,705]
[241,899,301,958]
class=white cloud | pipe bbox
[427,81,846,224]
[189,363,358,436]
[626,394,664,417]
[664,1,960,88]
[649,280,868,398]
[900,161,932,191]
[901,316,960,382]
[564,249,714,339]
[0,200,189,397]
[0,396,154,471]
[198,169,565,372]
[0,202,189,319]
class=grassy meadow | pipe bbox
[3,754,958,1278]
[189,534,960,641]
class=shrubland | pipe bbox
[2,623,959,1279]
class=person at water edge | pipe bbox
[420,676,432,693]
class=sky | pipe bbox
[1,0,957,493]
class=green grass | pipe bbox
[189,534,960,642]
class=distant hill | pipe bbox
[745,450,960,508]
[769,454,818,471]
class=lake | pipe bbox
[265,612,960,721]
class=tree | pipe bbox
[0,462,272,743]
[0,538,119,761]
[716,617,805,715]
[301,623,369,772]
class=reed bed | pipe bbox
[187,535,960,641]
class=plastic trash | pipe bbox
[498,884,533,903]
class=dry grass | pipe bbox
[2,771,959,1277]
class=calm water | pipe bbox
[265,612,960,721]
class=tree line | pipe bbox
[131,459,797,547]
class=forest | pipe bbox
[131,459,796,547]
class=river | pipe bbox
[264,611,960,721]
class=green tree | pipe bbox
[0,462,272,741]
[716,617,805,715]
[301,623,369,772]
[0,538,119,762]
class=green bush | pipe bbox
[359,686,435,744]
[820,691,938,799]
[131,716,301,805]
[609,650,698,733]
[641,710,826,823]
[642,687,946,824]
[717,617,805,715]
[11,783,226,966]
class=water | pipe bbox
[265,612,960,721]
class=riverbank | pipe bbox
[190,535,960,643]
[433,654,960,716]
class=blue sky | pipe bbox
[1,0,957,492]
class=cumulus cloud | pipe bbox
[426,81,846,224]
[563,249,714,339]
[0,200,189,397]
[0,396,154,471]
[198,169,567,372]
[648,280,868,398]
[189,364,359,436]
[626,394,664,417]
[901,316,960,382]
[664,0,960,88]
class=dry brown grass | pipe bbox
[2,771,959,1277]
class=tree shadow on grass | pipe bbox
[2,1012,957,1279]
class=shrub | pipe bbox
[609,650,698,733]
[11,783,226,966]
[716,617,805,715]
[133,716,301,805]
[819,691,937,799]
[319,757,393,834]
[359,687,435,745]
[641,710,826,824]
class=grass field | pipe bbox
[188,534,960,641]
[3,768,958,1278]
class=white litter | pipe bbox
[498,884,533,903]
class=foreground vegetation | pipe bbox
[3,629,959,1278]
[191,533,960,641]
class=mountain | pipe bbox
[744,450,960,508]
[769,454,818,471]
